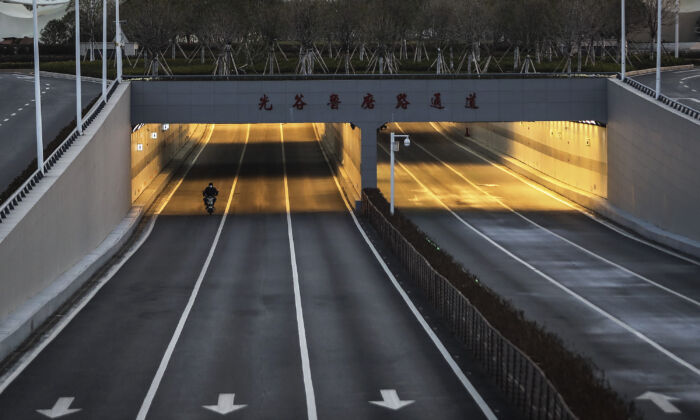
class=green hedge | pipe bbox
[363,188,640,420]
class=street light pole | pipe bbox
[32,0,44,173]
[656,0,662,99]
[115,0,122,82]
[621,0,626,80]
[675,0,680,58]
[102,0,107,102]
[75,0,82,135]
[389,132,410,216]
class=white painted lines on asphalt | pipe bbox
[136,125,250,420]
[280,124,318,420]
[403,123,700,310]
[313,126,498,420]
[36,397,81,418]
[0,126,217,398]
[202,394,247,415]
[2,119,7,122]
[379,137,700,380]
[637,391,682,414]
[369,389,414,410]
[680,74,700,82]
[10,113,15,116]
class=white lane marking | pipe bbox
[369,389,414,410]
[314,129,497,420]
[24,103,29,107]
[2,119,7,122]
[36,397,81,418]
[0,125,217,396]
[397,123,700,310]
[673,97,700,103]
[136,125,250,420]
[428,122,700,267]
[379,142,700,379]
[10,113,15,116]
[280,124,318,420]
[680,74,700,81]
[636,391,681,414]
[17,108,22,111]
[202,393,247,415]
[692,89,698,93]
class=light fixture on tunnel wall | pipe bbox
[136,143,143,151]
[161,123,170,131]
[151,132,158,139]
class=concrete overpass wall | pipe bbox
[0,83,132,322]
[313,123,362,205]
[606,79,700,251]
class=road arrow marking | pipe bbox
[36,397,82,418]
[369,389,414,410]
[636,391,681,414]
[202,394,247,415]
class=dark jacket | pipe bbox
[203,185,219,197]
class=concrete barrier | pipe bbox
[0,83,131,360]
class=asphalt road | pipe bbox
[378,122,700,420]
[0,72,101,194]
[0,124,509,419]
[633,68,700,111]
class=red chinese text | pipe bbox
[430,93,445,109]
[396,93,410,109]
[328,93,341,110]
[293,94,307,110]
[465,92,479,109]
[361,93,375,109]
[258,94,273,111]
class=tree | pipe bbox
[41,17,73,46]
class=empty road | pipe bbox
[632,67,700,112]
[378,122,700,420]
[0,71,100,193]
[0,123,509,419]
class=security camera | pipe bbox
[404,137,411,147]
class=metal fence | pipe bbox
[0,81,120,224]
[619,75,700,120]
[362,193,577,420]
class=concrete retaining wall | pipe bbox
[0,83,132,322]
[314,123,362,205]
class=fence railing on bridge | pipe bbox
[619,75,700,121]
[0,81,120,224]
[361,192,577,420]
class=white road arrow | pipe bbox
[202,393,247,415]
[369,389,414,410]
[636,391,681,414]
[36,397,82,418]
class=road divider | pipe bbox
[361,188,638,420]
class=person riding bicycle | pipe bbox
[203,182,219,205]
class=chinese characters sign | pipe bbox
[256,92,479,111]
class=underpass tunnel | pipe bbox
[129,122,364,217]
[376,121,608,214]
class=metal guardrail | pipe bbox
[619,74,700,120]
[0,81,120,224]
[125,72,616,82]
[362,192,577,420]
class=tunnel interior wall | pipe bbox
[131,123,210,202]
[437,121,608,198]
[313,122,362,205]
[0,83,131,322]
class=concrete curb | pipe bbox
[0,123,214,364]
[625,64,694,77]
[435,123,700,261]
[39,71,103,84]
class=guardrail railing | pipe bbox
[0,81,120,224]
[619,74,700,120]
[361,192,577,420]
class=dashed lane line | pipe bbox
[378,140,700,380]
[136,124,250,420]
[280,124,318,420]
[314,127,498,420]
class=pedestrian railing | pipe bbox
[362,192,577,420]
[619,74,700,120]
[0,81,120,224]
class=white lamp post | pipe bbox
[116,0,122,82]
[389,132,410,215]
[32,0,44,173]
[75,0,82,134]
[621,0,626,80]
[102,0,107,102]
[656,0,662,99]
[674,0,679,58]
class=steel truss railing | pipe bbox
[362,192,577,420]
[0,81,120,224]
[619,75,700,120]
